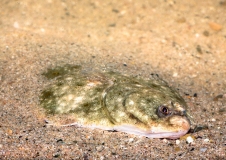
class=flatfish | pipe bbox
[40,65,190,139]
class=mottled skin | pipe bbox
[40,65,190,139]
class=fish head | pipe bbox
[150,101,191,139]
[119,87,191,139]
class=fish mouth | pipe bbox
[169,115,191,132]
[148,116,191,139]
[111,116,190,139]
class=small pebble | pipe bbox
[200,148,207,152]
[193,93,197,97]
[213,94,223,101]
[209,22,223,31]
[128,138,134,143]
[163,139,168,143]
[96,146,104,152]
[53,152,60,158]
[7,129,13,135]
[174,147,181,152]
[203,30,209,37]
[196,45,203,54]
[13,21,20,28]
[211,118,216,122]
[40,28,45,32]
[173,72,178,77]
[204,138,209,143]
[195,33,200,38]
[186,136,194,143]
[219,108,226,113]
[176,140,180,145]
[56,139,64,143]
[176,17,186,23]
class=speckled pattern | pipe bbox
[0,0,225,159]
[40,65,190,139]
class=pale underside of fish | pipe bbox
[40,65,190,139]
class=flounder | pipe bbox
[40,65,190,139]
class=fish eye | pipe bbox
[160,106,169,115]
[157,105,171,117]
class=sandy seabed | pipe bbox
[0,0,225,159]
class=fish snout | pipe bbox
[169,115,191,131]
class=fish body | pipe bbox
[40,65,190,139]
